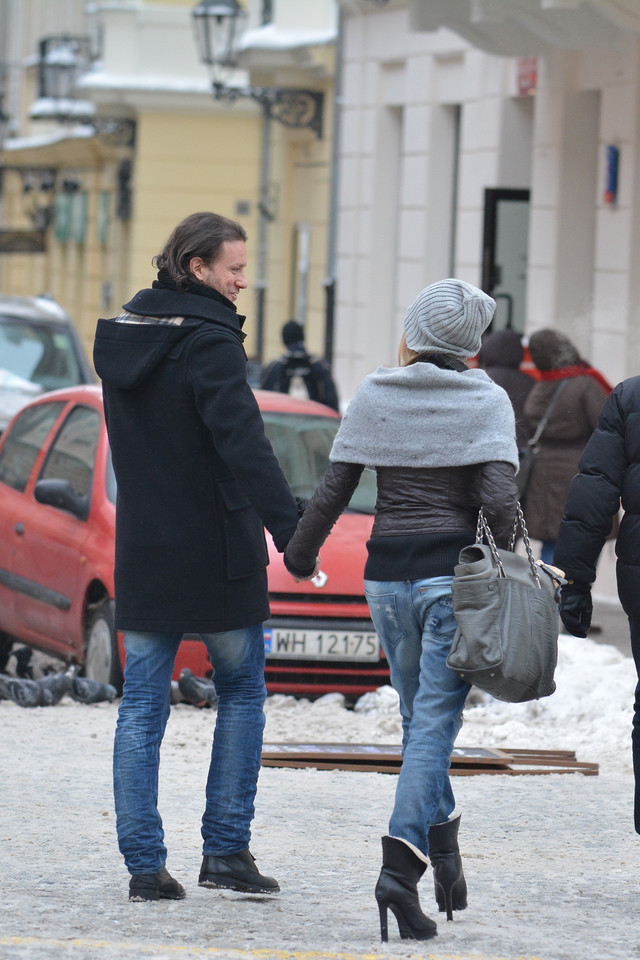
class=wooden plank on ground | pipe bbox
[261,743,599,776]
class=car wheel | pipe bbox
[85,600,123,693]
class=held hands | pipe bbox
[559,581,593,638]
[292,556,321,584]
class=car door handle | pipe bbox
[14,522,24,535]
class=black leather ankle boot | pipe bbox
[428,813,467,921]
[199,850,279,893]
[374,836,437,942]
[129,867,185,902]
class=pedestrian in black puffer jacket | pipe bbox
[284,279,518,943]
[554,375,640,833]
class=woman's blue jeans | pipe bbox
[364,576,470,857]
[113,624,266,875]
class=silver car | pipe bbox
[0,294,94,432]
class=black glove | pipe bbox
[295,496,309,519]
[559,581,592,638]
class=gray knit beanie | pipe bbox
[404,279,496,359]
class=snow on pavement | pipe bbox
[0,633,638,960]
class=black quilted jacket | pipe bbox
[285,459,517,581]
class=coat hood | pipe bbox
[93,286,246,390]
[478,329,524,370]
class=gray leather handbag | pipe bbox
[447,504,565,703]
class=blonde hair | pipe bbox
[397,332,422,367]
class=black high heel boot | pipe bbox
[428,813,467,921]
[374,836,438,942]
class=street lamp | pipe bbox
[192,1,325,363]
[192,0,246,76]
[191,0,323,138]
[38,35,92,101]
[29,35,136,146]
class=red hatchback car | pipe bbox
[0,385,388,697]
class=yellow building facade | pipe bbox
[0,0,336,372]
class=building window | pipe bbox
[54,194,71,243]
[97,191,110,246]
[70,192,87,243]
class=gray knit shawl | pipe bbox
[329,363,519,469]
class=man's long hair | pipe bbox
[153,212,247,290]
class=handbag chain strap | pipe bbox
[477,502,541,588]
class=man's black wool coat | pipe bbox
[93,282,299,633]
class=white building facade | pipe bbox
[333,0,640,399]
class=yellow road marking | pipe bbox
[0,936,550,960]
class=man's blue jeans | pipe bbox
[113,624,266,875]
[364,576,470,857]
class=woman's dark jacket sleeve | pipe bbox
[284,461,364,576]
[284,458,518,576]
[478,460,519,547]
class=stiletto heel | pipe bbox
[428,813,467,921]
[374,836,438,942]
[378,901,389,942]
[434,878,454,921]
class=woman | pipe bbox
[284,279,518,942]
[523,329,611,564]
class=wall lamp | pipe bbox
[29,34,136,147]
[191,0,324,138]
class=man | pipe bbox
[554,375,640,834]
[260,319,340,411]
[94,211,305,901]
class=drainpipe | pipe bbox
[254,106,271,364]
[323,6,344,367]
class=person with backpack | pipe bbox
[260,320,340,411]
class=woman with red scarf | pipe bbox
[523,328,612,563]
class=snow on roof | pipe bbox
[3,126,96,151]
[29,97,96,120]
[238,23,336,53]
[77,73,213,95]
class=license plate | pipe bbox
[264,627,380,661]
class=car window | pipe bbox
[0,317,83,390]
[106,448,117,505]
[39,405,101,500]
[261,411,376,514]
[0,401,65,492]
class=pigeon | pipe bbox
[7,678,44,708]
[177,668,218,708]
[36,673,73,705]
[69,676,117,704]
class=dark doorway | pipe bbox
[482,188,530,334]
